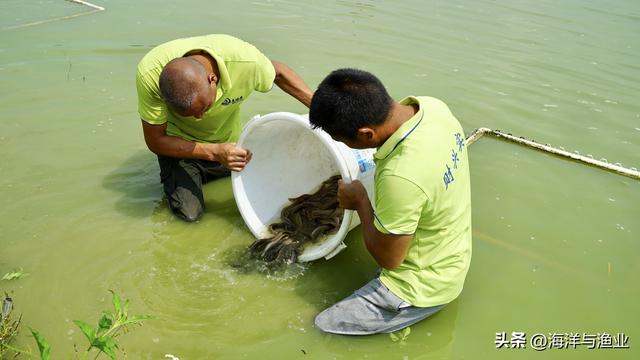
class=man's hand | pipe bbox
[337,179,368,210]
[212,143,253,172]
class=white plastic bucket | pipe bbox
[231,112,376,262]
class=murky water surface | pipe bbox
[1,0,638,359]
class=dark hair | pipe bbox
[159,58,206,114]
[309,68,392,139]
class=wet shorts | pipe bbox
[314,277,446,335]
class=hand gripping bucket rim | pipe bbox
[231,112,375,262]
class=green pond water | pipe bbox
[1,0,638,359]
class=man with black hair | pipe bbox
[136,34,312,222]
[309,69,472,335]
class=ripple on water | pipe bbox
[118,227,310,332]
[223,246,309,282]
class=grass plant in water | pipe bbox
[30,290,154,360]
[1,269,28,281]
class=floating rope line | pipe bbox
[1,0,104,31]
[68,0,104,11]
[465,127,640,180]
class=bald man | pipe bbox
[136,34,312,222]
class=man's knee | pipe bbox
[314,307,340,334]
[174,204,203,222]
[167,186,204,222]
[313,296,373,335]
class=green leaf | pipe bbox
[123,314,155,324]
[98,314,113,331]
[400,326,411,340]
[389,327,411,343]
[73,320,97,344]
[1,269,28,281]
[109,290,122,315]
[122,298,130,318]
[93,336,118,360]
[29,327,51,360]
[389,332,401,342]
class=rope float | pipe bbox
[67,0,104,11]
[1,1,104,31]
[465,127,640,180]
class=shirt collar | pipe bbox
[374,96,424,160]
[182,49,232,92]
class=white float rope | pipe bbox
[67,0,104,11]
[1,1,104,31]
[465,127,640,180]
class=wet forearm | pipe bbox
[355,199,385,265]
[355,198,409,270]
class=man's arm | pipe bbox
[338,180,412,270]
[141,120,252,172]
[271,60,313,108]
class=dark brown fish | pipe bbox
[248,175,343,265]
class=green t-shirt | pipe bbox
[375,96,472,307]
[136,34,276,143]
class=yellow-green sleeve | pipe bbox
[253,50,276,93]
[374,175,427,235]
[136,71,168,124]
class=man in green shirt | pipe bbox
[136,34,312,221]
[309,69,472,335]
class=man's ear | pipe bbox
[208,73,218,86]
[356,127,375,140]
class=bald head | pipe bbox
[159,57,211,115]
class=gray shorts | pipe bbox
[314,277,446,335]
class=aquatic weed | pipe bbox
[30,290,154,360]
[390,327,412,345]
[1,268,29,281]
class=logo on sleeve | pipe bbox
[221,96,244,106]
